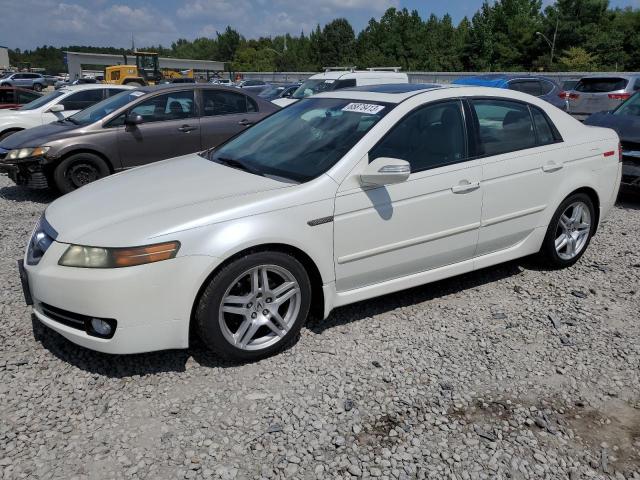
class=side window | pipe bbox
[246,96,257,113]
[18,90,40,103]
[539,80,555,96]
[471,99,536,156]
[202,90,248,116]
[334,79,356,90]
[13,74,24,80]
[531,107,558,145]
[634,79,640,91]
[370,100,466,173]
[60,89,105,110]
[0,90,14,103]
[129,91,195,122]
[509,80,541,96]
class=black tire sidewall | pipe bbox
[53,153,110,194]
[196,252,312,361]
[33,83,42,92]
[542,193,596,268]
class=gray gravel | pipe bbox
[1,174,639,480]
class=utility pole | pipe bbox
[536,14,559,70]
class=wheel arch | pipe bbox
[189,242,326,342]
[0,127,24,139]
[565,186,601,232]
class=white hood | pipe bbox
[45,154,296,246]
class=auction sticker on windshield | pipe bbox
[342,103,385,114]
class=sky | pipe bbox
[1,0,638,51]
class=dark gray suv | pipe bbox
[0,72,47,92]
[0,84,278,192]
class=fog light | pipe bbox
[91,318,112,336]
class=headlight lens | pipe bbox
[6,146,50,160]
[58,241,180,268]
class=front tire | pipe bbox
[52,153,111,194]
[539,193,596,268]
[196,252,311,361]
[33,83,43,92]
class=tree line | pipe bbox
[8,0,640,74]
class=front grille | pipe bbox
[26,215,58,266]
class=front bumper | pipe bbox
[24,241,216,354]
[0,157,49,189]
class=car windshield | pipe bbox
[204,97,391,183]
[291,79,338,99]
[575,77,628,93]
[613,91,640,116]
[18,90,65,110]
[68,90,146,126]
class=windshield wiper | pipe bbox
[215,157,263,176]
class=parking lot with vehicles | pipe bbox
[1,51,640,480]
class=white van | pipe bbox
[272,67,409,107]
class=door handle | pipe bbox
[178,125,197,133]
[542,163,563,173]
[451,181,480,194]
[238,119,253,126]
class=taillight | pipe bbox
[568,93,580,100]
[558,91,569,99]
[608,93,631,101]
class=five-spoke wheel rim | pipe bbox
[555,201,591,260]
[218,265,301,351]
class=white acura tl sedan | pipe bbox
[20,84,621,361]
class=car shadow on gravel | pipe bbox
[0,185,57,204]
[307,260,525,334]
[31,315,247,377]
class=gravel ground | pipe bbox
[1,174,639,480]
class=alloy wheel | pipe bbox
[554,201,591,260]
[218,265,301,351]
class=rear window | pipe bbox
[575,77,628,93]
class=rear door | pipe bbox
[116,90,201,168]
[199,89,263,149]
[470,98,565,256]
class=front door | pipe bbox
[199,89,264,149]
[468,98,566,256]
[334,100,482,292]
[117,90,201,168]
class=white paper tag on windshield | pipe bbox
[324,79,335,84]
[342,103,385,114]
[130,91,146,97]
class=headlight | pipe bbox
[6,146,50,161]
[58,241,180,268]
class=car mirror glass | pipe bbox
[125,113,144,125]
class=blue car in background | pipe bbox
[452,74,567,110]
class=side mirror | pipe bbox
[125,113,143,125]
[49,104,64,113]
[283,90,293,98]
[360,157,410,186]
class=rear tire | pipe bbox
[196,251,311,361]
[53,153,111,194]
[33,83,43,92]
[539,193,596,268]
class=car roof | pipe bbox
[313,84,558,106]
[314,84,450,103]
[453,74,558,88]
[346,83,442,94]
[59,83,133,92]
